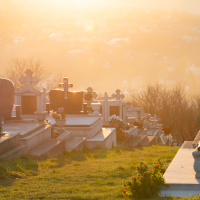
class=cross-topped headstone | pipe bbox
[99,92,112,122]
[19,69,40,87]
[99,92,112,102]
[86,87,98,99]
[126,102,133,110]
[42,87,49,111]
[111,89,125,100]
[59,77,73,100]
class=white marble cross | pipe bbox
[59,77,73,99]
[99,92,112,122]
[111,89,125,100]
[126,102,133,110]
[99,92,112,102]
[19,69,40,86]
[42,87,49,110]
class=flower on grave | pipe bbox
[49,110,60,119]
[58,107,65,115]
[44,120,52,125]
[108,115,122,123]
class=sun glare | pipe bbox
[35,0,93,7]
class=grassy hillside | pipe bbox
[0,146,181,199]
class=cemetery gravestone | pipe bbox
[22,96,37,115]
[0,78,15,120]
[15,69,44,115]
[49,78,83,114]
[109,106,120,116]
[111,89,125,100]
[84,87,98,114]
[110,89,126,120]
[99,92,112,123]
[99,90,126,123]
[59,77,73,100]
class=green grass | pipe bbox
[0,145,194,200]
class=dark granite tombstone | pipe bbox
[21,96,37,115]
[0,78,15,120]
[49,90,83,114]
[109,106,120,116]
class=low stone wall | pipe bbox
[1,145,27,160]
[118,135,133,148]
[86,128,116,149]
[0,132,20,156]
[42,139,66,158]
[64,119,103,139]
[73,139,86,152]
[21,125,51,151]
[126,127,138,137]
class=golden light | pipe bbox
[84,20,94,31]
[30,0,94,7]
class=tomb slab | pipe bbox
[160,148,200,197]
[86,128,116,149]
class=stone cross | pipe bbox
[100,92,112,123]
[99,92,112,102]
[19,69,40,87]
[126,102,133,110]
[42,87,49,111]
[111,89,125,100]
[59,77,73,100]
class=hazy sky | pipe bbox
[10,0,200,14]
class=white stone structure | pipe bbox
[98,90,126,124]
[126,102,144,120]
[15,69,49,115]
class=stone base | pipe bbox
[0,131,20,156]
[161,148,200,197]
[56,128,65,134]
[65,118,103,139]
[195,173,200,178]
[86,128,116,149]
[20,125,51,151]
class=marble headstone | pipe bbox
[0,78,15,120]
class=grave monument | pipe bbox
[15,69,49,115]
[160,131,200,197]
[0,78,15,121]
[49,77,83,114]
[98,89,126,124]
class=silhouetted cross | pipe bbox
[86,87,98,99]
[111,89,125,100]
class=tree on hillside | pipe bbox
[5,57,48,90]
[129,83,199,143]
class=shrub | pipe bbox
[123,158,167,199]
[162,127,171,135]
